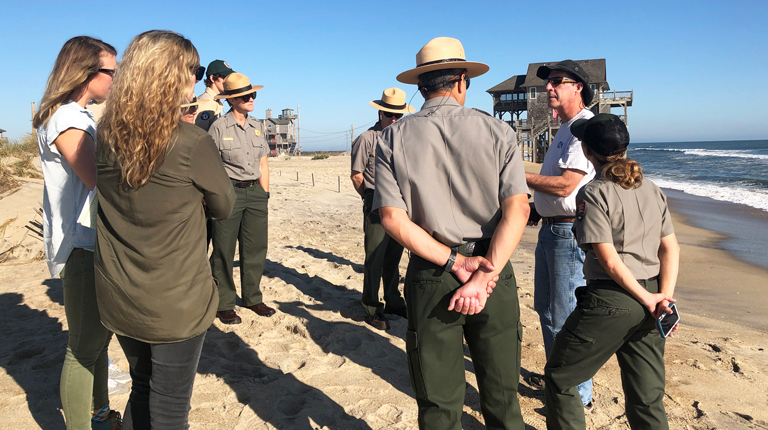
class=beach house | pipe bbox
[0,128,6,144]
[264,108,298,156]
[486,59,633,162]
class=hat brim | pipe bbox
[396,61,489,85]
[181,100,202,108]
[214,85,264,100]
[369,100,415,114]
[536,65,594,106]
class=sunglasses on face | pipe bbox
[183,106,198,116]
[382,111,403,119]
[191,65,205,81]
[97,68,115,77]
[450,74,470,90]
[546,77,579,87]
[238,92,257,102]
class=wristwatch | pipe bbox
[444,249,457,273]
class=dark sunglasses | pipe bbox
[382,111,403,119]
[192,65,205,81]
[97,68,115,77]
[238,92,257,102]
[183,105,198,115]
[546,77,579,87]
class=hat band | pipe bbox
[417,58,467,68]
[377,101,407,110]
[219,84,255,96]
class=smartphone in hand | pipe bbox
[657,302,681,338]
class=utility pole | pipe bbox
[350,124,354,152]
[296,104,301,155]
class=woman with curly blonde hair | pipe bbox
[94,30,234,429]
[34,35,122,430]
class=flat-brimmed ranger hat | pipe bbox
[571,113,629,157]
[214,73,263,100]
[369,88,415,114]
[397,37,489,85]
[206,59,234,79]
[181,97,201,109]
[536,59,593,106]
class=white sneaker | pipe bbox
[108,363,131,384]
[107,378,129,396]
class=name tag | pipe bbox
[223,137,234,141]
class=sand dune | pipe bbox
[1,155,767,429]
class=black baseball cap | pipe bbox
[571,113,629,157]
[206,60,234,79]
[536,59,593,105]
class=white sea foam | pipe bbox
[636,147,768,160]
[649,175,768,212]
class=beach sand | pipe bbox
[1,155,767,429]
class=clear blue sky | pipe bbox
[1,1,766,150]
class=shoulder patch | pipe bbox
[201,112,210,121]
[576,200,586,220]
[471,108,492,116]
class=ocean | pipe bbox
[630,139,768,269]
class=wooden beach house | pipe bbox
[0,128,6,144]
[264,108,298,156]
[486,59,633,162]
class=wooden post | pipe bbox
[337,176,340,193]
[296,171,299,181]
[311,173,315,187]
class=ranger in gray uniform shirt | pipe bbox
[208,72,274,325]
[374,37,531,430]
[544,114,680,430]
[350,87,414,331]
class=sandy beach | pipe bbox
[1,154,767,429]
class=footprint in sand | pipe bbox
[277,396,306,417]
[374,404,403,424]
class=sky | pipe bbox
[1,1,766,151]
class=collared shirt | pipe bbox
[373,97,529,247]
[533,108,595,218]
[574,174,675,281]
[350,122,382,191]
[208,111,269,181]
[36,100,97,277]
[194,87,223,130]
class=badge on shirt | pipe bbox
[576,200,586,221]
[255,130,260,137]
[557,140,565,148]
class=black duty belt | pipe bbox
[232,179,257,188]
[451,239,491,257]
[542,216,576,224]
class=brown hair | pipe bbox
[32,36,116,129]
[589,149,643,189]
[97,30,199,188]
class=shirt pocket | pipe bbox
[220,144,243,165]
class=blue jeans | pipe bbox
[534,222,593,405]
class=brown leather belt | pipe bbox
[542,216,576,224]
[232,179,257,188]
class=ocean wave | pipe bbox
[635,147,768,160]
[648,175,768,212]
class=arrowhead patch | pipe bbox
[576,200,586,220]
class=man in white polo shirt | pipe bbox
[525,59,596,413]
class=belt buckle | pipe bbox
[465,241,475,254]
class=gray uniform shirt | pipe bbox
[574,174,675,281]
[373,97,529,247]
[350,123,382,191]
[208,111,270,181]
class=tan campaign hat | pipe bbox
[214,73,264,100]
[397,37,489,85]
[369,88,415,114]
[181,96,201,108]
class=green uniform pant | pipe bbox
[361,190,405,316]
[544,278,667,430]
[212,182,268,311]
[405,244,524,430]
[60,248,112,429]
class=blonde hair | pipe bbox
[590,149,643,189]
[32,36,116,129]
[98,30,199,188]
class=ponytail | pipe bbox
[601,152,643,189]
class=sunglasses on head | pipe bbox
[382,111,403,119]
[238,92,257,102]
[546,77,579,87]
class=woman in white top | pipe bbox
[33,36,121,430]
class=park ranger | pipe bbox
[208,72,274,324]
[374,37,531,429]
[544,113,679,430]
[195,59,235,131]
[350,87,414,330]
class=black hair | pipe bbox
[417,68,467,96]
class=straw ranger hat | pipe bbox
[214,73,263,100]
[397,37,489,85]
[369,88,415,114]
[181,96,201,109]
